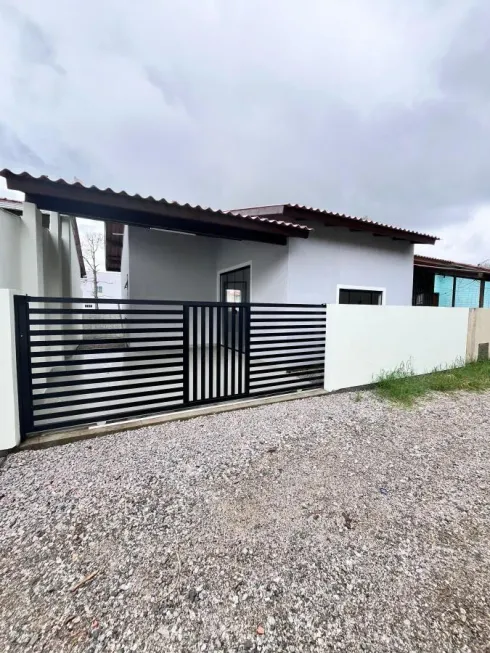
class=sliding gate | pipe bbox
[14,296,326,438]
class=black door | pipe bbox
[220,266,250,350]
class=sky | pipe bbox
[0,0,489,264]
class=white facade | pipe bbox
[0,201,84,297]
[82,270,121,300]
[122,222,415,305]
[323,305,470,391]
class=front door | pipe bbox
[220,266,250,351]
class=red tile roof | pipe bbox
[414,255,490,274]
[236,203,438,244]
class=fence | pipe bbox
[14,296,326,438]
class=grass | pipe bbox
[375,359,490,405]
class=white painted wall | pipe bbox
[287,226,414,305]
[324,305,470,392]
[125,223,414,306]
[216,239,289,302]
[0,204,82,297]
[128,226,217,301]
[0,289,21,450]
[0,209,21,289]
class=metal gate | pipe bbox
[14,296,326,439]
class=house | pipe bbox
[413,255,490,308]
[82,270,121,301]
[0,196,85,296]
[106,204,437,306]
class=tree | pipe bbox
[82,232,104,299]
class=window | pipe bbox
[97,285,103,294]
[339,288,383,305]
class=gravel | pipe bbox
[1,389,490,653]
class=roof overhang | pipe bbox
[414,255,490,280]
[235,204,438,245]
[2,171,313,272]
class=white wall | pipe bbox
[216,239,289,302]
[0,209,21,289]
[287,226,414,305]
[324,305,470,392]
[128,226,217,301]
[0,205,82,297]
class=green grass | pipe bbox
[375,359,490,405]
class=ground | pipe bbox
[1,390,489,653]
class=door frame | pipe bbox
[216,261,253,302]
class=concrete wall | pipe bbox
[467,309,490,361]
[128,226,217,301]
[0,209,21,289]
[216,239,289,303]
[324,305,469,392]
[0,204,82,297]
[287,226,414,305]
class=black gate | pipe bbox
[14,296,326,439]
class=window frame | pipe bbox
[336,284,386,305]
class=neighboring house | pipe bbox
[413,255,490,308]
[0,197,85,296]
[107,204,437,306]
[2,170,437,306]
[82,270,121,300]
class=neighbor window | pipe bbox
[339,288,383,305]
[97,285,103,294]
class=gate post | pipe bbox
[0,290,25,450]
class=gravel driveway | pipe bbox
[1,390,489,653]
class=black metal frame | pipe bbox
[14,295,326,439]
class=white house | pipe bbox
[107,203,437,306]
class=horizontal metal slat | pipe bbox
[250,337,325,347]
[27,296,325,308]
[249,381,324,397]
[29,397,183,434]
[34,387,184,412]
[249,325,326,332]
[250,344,325,358]
[32,360,182,379]
[30,336,183,347]
[30,345,184,358]
[34,394,183,431]
[250,356,324,368]
[250,310,326,316]
[33,368,183,389]
[29,308,184,316]
[34,376,183,400]
[31,351,183,367]
[30,327,183,336]
[30,318,183,325]
[250,374,324,389]
[251,317,326,323]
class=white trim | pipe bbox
[216,261,252,302]
[336,284,386,305]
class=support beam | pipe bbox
[451,276,457,308]
[479,278,485,308]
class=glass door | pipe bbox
[220,266,250,350]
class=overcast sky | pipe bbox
[0,0,489,264]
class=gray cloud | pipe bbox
[0,0,489,260]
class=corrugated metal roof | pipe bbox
[236,203,438,243]
[0,170,312,233]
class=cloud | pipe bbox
[0,0,488,262]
